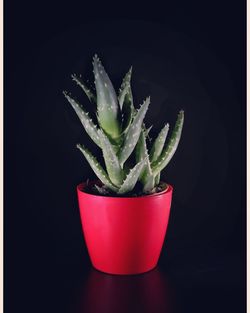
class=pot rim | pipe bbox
[77,180,173,200]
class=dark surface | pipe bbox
[5,0,246,312]
[6,248,246,313]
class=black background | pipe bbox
[5,1,246,312]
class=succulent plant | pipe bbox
[63,55,184,195]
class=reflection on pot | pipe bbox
[73,267,175,313]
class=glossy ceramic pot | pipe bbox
[77,182,173,275]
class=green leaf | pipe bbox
[118,159,147,194]
[151,110,184,176]
[63,91,101,147]
[150,124,169,162]
[77,144,118,192]
[119,97,150,167]
[155,173,160,185]
[118,67,133,109]
[94,184,109,195]
[144,125,153,138]
[135,130,155,192]
[119,68,135,134]
[98,129,124,186]
[71,74,96,103]
[93,55,121,139]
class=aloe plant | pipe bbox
[63,55,184,195]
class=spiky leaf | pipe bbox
[135,130,154,192]
[144,125,153,138]
[98,129,124,186]
[121,96,134,135]
[119,97,150,167]
[149,124,169,186]
[152,111,184,176]
[150,124,169,162]
[63,92,101,147]
[119,68,135,134]
[94,184,109,195]
[93,55,121,140]
[77,144,118,192]
[155,174,161,185]
[118,67,133,109]
[71,74,96,103]
[150,123,169,185]
[118,159,147,194]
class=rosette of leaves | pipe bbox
[63,55,184,195]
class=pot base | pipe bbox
[91,263,158,276]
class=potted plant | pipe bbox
[63,55,184,275]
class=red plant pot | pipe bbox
[77,182,173,275]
